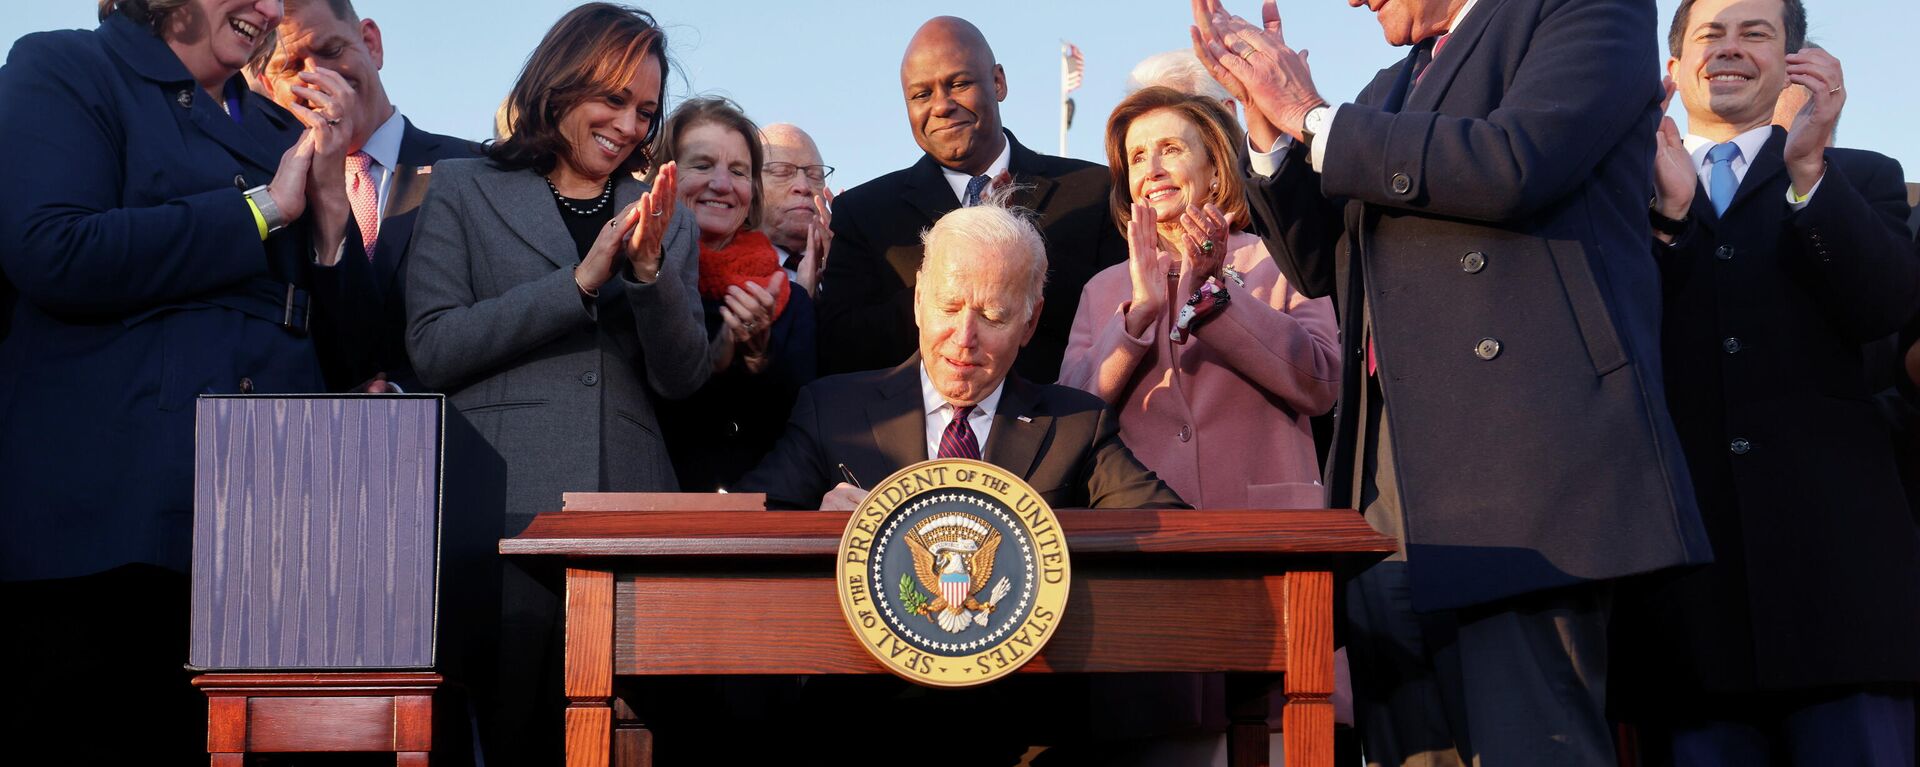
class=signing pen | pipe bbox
[837,463,863,489]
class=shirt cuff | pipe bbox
[1248,133,1293,178]
[1308,105,1340,174]
[1786,170,1824,210]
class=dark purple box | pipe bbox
[189,395,502,671]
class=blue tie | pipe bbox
[963,175,991,207]
[1707,142,1741,217]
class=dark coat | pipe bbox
[1612,130,1920,708]
[312,119,480,392]
[0,13,327,580]
[737,356,1187,511]
[816,131,1124,382]
[664,285,818,492]
[1247,0,1710,611]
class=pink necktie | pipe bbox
[345,151,380,260]
[937,405,981,460]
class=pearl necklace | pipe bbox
[546,176,614,216]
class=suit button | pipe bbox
[1473,337,1502,360]
[580,370,599,386]
[1460,251,1487,273]
[1390,173,1412,195]
[1722,337,1741,354]
[233,174,248,189]
[1715,245,1736,261]
[175,89,193,108]
[1729,438,1751,455]
[1177,424,1192,443]
[726,420,742,436]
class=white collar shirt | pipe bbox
[357,108,406,216]
[919,364,1006,460]
[939,133,1013,205]
[1682,124,1819,210]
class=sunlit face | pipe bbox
[901,36,1007,174]
[554,54,662,183]
[1669,0,1791,133]
[914,242,1040,406]
[167,0,283,84]
[758,133,824,253]
[1125,109,1218,226]
[675,121,755,248]
[1348,0,1464,47]
[260,1,386,129]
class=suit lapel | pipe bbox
[1004,133,1060,214]
[982,375,1049,482]
[1405,0,1514,113]
[186,88,287,173]
[868,357,931,472]
[476,167,581,269]
[1724,127,1788,217]
[902,154,961,226]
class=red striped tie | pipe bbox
[937,405,981,460]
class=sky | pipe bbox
[5,1,1916,191]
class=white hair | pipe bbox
[919,186,1048,316]
[1126,50,1232,104]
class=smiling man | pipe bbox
[815,16,1123,382]
[256,0,478,392]
[1608,1,1920,764]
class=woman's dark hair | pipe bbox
[489,3,669,176]
[1103,86,1251,232]
[651,97,766,232]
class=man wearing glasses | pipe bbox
[758,123,835,295]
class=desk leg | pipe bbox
[564,567,615,767]
[612,696,653,767]
[1280,570,1335,767]
[1227,674,1277,767]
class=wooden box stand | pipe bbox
[194,672,441,765]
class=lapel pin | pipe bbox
[416,166,433,174]
[1016,415,1033,423]
[175,89,193,109]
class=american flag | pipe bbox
[1062,42,1085,93]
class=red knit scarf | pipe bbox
[697,230,790,319]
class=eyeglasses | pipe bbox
[762,162,835,183]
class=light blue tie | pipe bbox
[963,174,991,207]
[1707,142,1741,217]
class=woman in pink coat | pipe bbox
[1060,86,1340,510]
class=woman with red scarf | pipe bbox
[655,97,817,492]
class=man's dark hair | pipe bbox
[1669,0,1807,56]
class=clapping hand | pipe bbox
[1782,47,1845,196]
[284,67,356,264]
[1191,0,1323,148]
[796,187,834,296]
[717,271,782,375]
[1651,77,1696,227]
[628,162,678,282]
[1123,200,1170,340]
[1175,203,1230,302]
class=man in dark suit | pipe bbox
[743,196,1182,513]
[258,0,479,392]
[1609,1,1920,762]
[816,16,1123,383]
[1191,0,1709,763]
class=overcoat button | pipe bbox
[176,89,193,108]
[1460,251,1487,273]
[1729,438,1751,455]
[580,370,599,386]
[1390,173,1412,195]
[234,174,248,189]
[1722,337,1741,354]
[1474,337,1502,360]
[1716,245,1736,261]
[1177,424,1192,443]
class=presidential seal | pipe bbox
[835,458,1071,687]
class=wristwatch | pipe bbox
[1648,197,1690,238]
[1300,104,1331,154]
[244,185,288,234]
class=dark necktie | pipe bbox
[963,175,991,207]
[1381,36,1437,114]
[937,405,981,460]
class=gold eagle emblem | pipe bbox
[903,513,1013,633]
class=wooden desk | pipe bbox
[502,501,1393,767]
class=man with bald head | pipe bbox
[757,122,834,294]
[816,16,1123,382]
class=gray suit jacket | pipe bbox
[405,158,710,526]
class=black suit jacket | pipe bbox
[1248,0,1710,611]
[737,357,1186,511]
[1612,129,1920,707]
[314,118,480,391]
[816,131,1123,382]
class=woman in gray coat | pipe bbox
[402,5,707,762]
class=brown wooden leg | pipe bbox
[210,754,245,767]
[396,752,429,766]
[611,696,653,767]
[1280,570,1335,767]
[1228,674,1278,767]
[564,567,615,767]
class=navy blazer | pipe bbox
[312,119,481,392]
[1613,131,1920,706]
[0,13,326,580]
[1248,0,1710,611]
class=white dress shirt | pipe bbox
[939,133,1013,205]
[356,108,405,218]
[1683,125,1821,211]
[919,364,1005,460]
[1250,0,1483,177]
